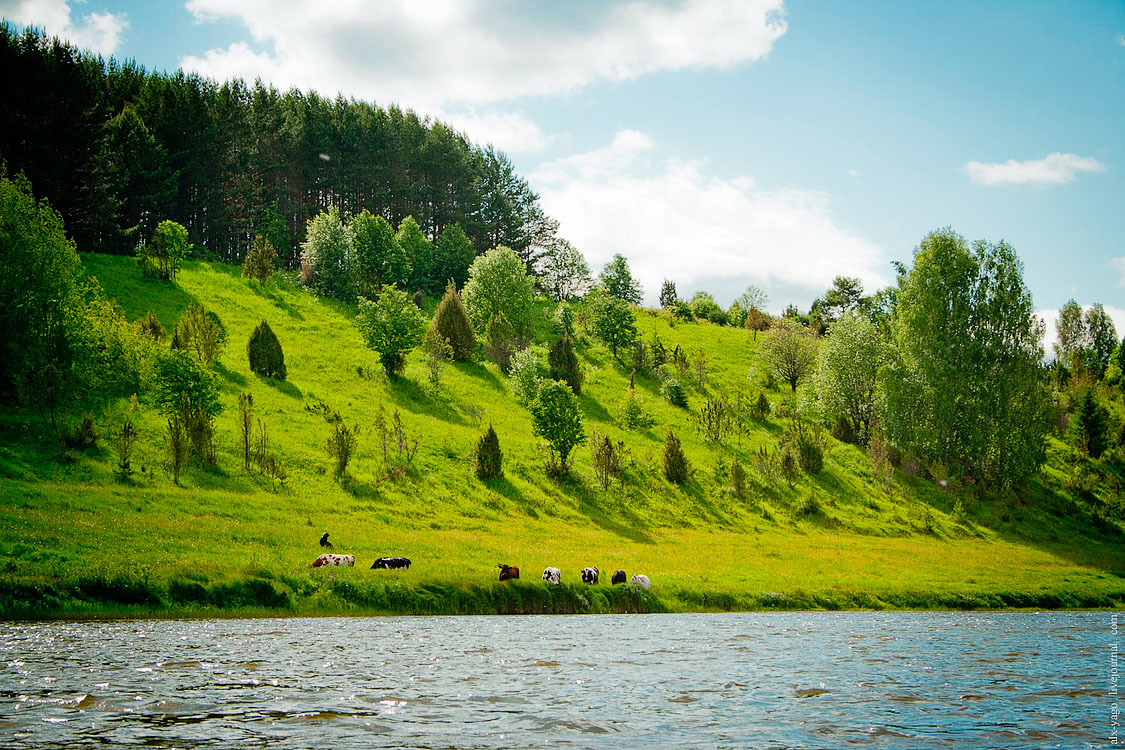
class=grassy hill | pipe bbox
[1,254,1123,617]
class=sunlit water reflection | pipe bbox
[0,612,1109,747]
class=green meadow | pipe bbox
[1,254,1122,617]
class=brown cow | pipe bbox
[311,553,354,568]
[498,564,520,581]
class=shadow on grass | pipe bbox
[455,360,504,392]
[213,361,248,388]
[579,394,612,424]
[550,473,657,545]
[257,375,303,399]
[484,477,539,519]
[386,377,469,425]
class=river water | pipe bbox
[0,612,1111,748]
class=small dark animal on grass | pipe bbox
[611,570,627,585]
[498,564,519,581]
[581,567,600,585]
[371,557,411,569]
[320,532,332,548]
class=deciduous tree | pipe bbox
[355,285,427,376]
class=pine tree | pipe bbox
[247,320,287,379]
[242,234,276,285]
[431,281,476,361]
[730,460,747,498]
[662,431,690,484]
[548,334,583,395]
[1071,390,1108,458]
[475,424,503,479]
[659,279,678,308]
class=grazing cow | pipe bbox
[542,567,562,585]
[498,564,520,581]
[629,574,651,590]
[611,570,627,585]
[311,553,354,568]
[371,557,411,569]
[581,567,600,585]
[319,532,332,548]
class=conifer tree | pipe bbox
[247,320,287,379]
[475,424,503,480]
[1071,390,1108,458]
[663,431,690,484]
[431,281,476,361]
[548,333,583,395]
[242,234,276,285]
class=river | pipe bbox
[0,612,1111,748]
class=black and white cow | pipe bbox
[371,557,411,569]
[311,553,354,568]
[542,567,561,585]
[580,567,599,585]
[611,570,627,585]
[629,574,651,590]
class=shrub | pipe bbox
[670,300,694,321]
[242,234,276,285]
[619,387,656,430]
[355,285,427,376]
[137,311,166,342]
[530,381,585,475]
[152,350,222,463]
[663,431,690,484]
[509,345,547,405]
[730,460,747,498]
[431,281,476,361]
[373,407,419,481]
[831,415,857,445]
[165,414,188,485]
[631,339,649,374]
[784,417,826,474]
[423,326,454,393]
[65,412,99,450]
[693,396,732,445]
[554,303,575,338]
[238,393,253,470]
[591,430,625,491]
[661,377,687,408]
[475,425,503,480]
[175,302,226,364]
[1071,389,1109,459]
[326,422,359,478]
[112,417,139,479]
[691,350,709,390]
[650,333,667,368]
[548,334,583,395]
[137,219,190,281]
[779,446,799,488]
[247,320,287,379]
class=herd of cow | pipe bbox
[309,554,651,590]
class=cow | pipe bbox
[319,532,332,548]
[371,557,411,569]
[311,553,354,568]
[611,570,627,585]
[581,567,600,585]
[629,574,651,590]
[498,564,520,581]
[542,567,561,585]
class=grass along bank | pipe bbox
[0,254,1122,617]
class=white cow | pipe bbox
[580,567,600,585]
[311,553,355,568]
[629,574,650,590]
[542,567,561,585]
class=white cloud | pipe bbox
[1112,257,1125,286]
[963,152,1107,187]
[180,0,787,110]
[436,110,552,154]
[531,130,888,308]
[0,0,127,55]
[1036,304,1125,357]
[1117,32,1125,48]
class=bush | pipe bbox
[752,391,771,421]
[165,414,188,485]
[619,387,656,430]
[175,302,226,364]
[661,377,687,408]
[326,422,359,478]
[65,412,99,450]
[137,220,190,281]
[548,334,583,395]
[784,417,826,474]
[530,381,585,475]
[475,425,503,480]
[112,416,139,479]
[242,234,276,285]
[423,326,453,393]
[355,285,427,376]
[591,430,625,491]
[663,431,690,484]
[431,281,476,361]
[509,346,547,405]
[730,460,747,498]
[137,311,166,342]
[247,320,287,379]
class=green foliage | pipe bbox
[659,279,678,308]
[350,210,409,293]
[462,246,535,343]
[152,350,222,462]
[619,386,657,430]
[431,223,475,293]
[138,220,190,281]
[355,286,427,376]
[397,216,432,292]
[237,393,253,471]
[165,413,188,485]
[1085,304,1118,380]
[474,425,503,480]
[670,300,694,321]
[662,431,690,484]
[812,312,886,444]
[590,289,638,356]
[693,395,732,445]
[554,302,575,339]
[759,318,818,392]
[753,391,771,421]
[661,377,688,408]
[98,106,176,251]
[539,239,591,302]
[729,459,747,498]
[1054,299,1085,370]
[598,254,643,304]
[649,332,667,368]
[590,429,625,491]
[530,381,585,474]
[882,228,1050,490]
[745,307,771,339]
[509,345,548,405]
[1071,390,1109,459]
[422,326,454,393]
[782,417,826,474]
[112,416,139,479]
[242,234,276,285]
[548,334,583,395]
[431,281,476,361]
[726,301,748,328]
[300,207,354,299]
[137,310,166,342]
[690,291,725,323]
[326,422,359,478]
[821,276,864,319]
[247,320,287,379]
[778,446,799,489]
[736,285,768,313]
[175,301,226,365]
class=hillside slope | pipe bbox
[0,255,1122,616]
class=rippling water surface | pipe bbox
[0,612,1110,748]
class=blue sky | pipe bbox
[2,0,1122,334]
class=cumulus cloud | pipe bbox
[180,0,786,110]
[1036,304,1125,357]
[531,130,888,308]
[962,153,1107,187]
[435,110,552,154]
[0,0,127,55]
